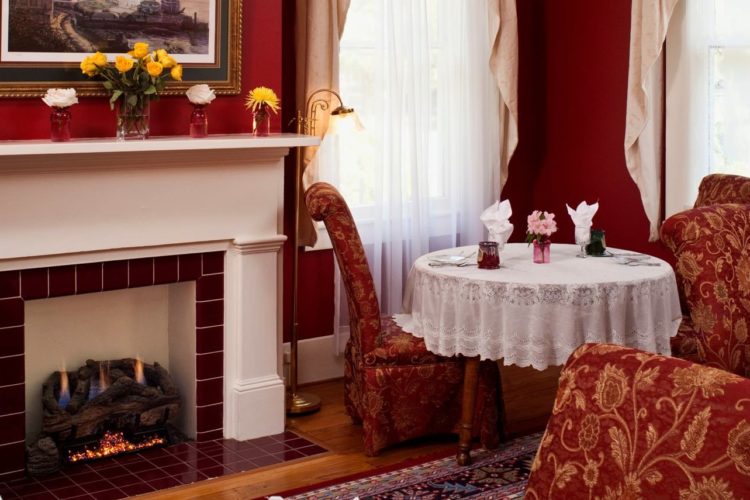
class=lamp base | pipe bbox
[286,391,322,415]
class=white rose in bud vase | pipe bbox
[186,84,216,105]
[42,88,78,108]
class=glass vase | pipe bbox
[190,104,208,138]
[116,97,150,140]
[50,107,71,142]
[252,108,270,136]
[533,239,551,264]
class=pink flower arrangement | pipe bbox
[526,210,557,244]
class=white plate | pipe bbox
[428,254,470,264]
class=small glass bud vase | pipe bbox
[50,107,71,142]
[190,104,208,138]
[252,108,270,136]
[533,239,551,264]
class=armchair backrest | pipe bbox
[660,203,750,376]
[526,343,750,499]
[694,173,750,207]
[305,182,381,354]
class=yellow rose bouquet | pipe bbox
[80,42,183,140]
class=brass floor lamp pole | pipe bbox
[288,88,354,415]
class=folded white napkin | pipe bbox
[566,200,599,228]
[480,200,513,249]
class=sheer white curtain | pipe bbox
[319,0,501,350]
[666,0,750,216]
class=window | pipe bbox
[666,0,750,214]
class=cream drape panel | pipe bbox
[295,0,350,246]
[488,0,519,190]
[625,0,679,241]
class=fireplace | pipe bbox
[0,135,319,481]
[28,358,180,475]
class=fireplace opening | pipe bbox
[28,358,183,476]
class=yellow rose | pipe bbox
[146,61,164,77]
[170,64,183,81]
[160,54,176,69]
[79,57,97,77]
[155,49,170,63]
[132,42,150,59]
[91,51,107,67]
[115,55,135,73]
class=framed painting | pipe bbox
[0,0,241,97]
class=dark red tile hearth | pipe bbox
[196,429,223,442]
[196,351,223,380]
[0,442,25,478]
[0,271,19,299]
[0,432,325,498]
[196,404,223,432]
[102,261,128,291]
[76,263,103,295]
[154,256,178,284]
[196,325,223,354]
[128,258,154,288]
[178,254,202,281]
[202,252,224,275]
[196,274,223,301]
[20,268,48,300]
[196,299,223,327]
[48,266,76,297]
[196,377,223,406]
[0,326,24,357]
[0,298,24,328]
[0,384,24,415]
[2,354,24,386]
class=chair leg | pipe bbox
[457,356,480,465]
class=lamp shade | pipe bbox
[326,109,364,137]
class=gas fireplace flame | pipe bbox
[134,358,146,385]
[99,362,109,392]
[58,370,70,410]
[67,430,166,463]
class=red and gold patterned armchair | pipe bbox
[526,343,750,499]
[694,173,750,207]
[305,182,499,456]
[660,203,750,376]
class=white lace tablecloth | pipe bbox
[394,243,682,370]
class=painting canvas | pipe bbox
[0,0,240,96]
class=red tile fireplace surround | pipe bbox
[0,251,225,481]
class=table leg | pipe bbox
[456,356,480,466]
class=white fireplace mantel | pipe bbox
[0,133,319,443]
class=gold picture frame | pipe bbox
[0,0,241,98]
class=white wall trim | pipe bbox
[283,334,345,384]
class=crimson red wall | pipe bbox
[504,0,668,259]
[0,0,282,140]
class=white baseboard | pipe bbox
[283,334,345,384]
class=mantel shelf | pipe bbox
[0,133,320,157]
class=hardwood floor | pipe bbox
[141,380,461,499]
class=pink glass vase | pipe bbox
[533,239,551,264]
[252,108,270,136]
[50,107,71,142]
[190,104,208,138]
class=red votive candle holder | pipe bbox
[478,241,500,269]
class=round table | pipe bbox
[394,243,682,465]
[395,243,682,370]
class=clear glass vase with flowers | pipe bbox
[80,42,183,140]
[245,86,280,136]
[526,210,558,263]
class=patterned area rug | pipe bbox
[274,433,541,499]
